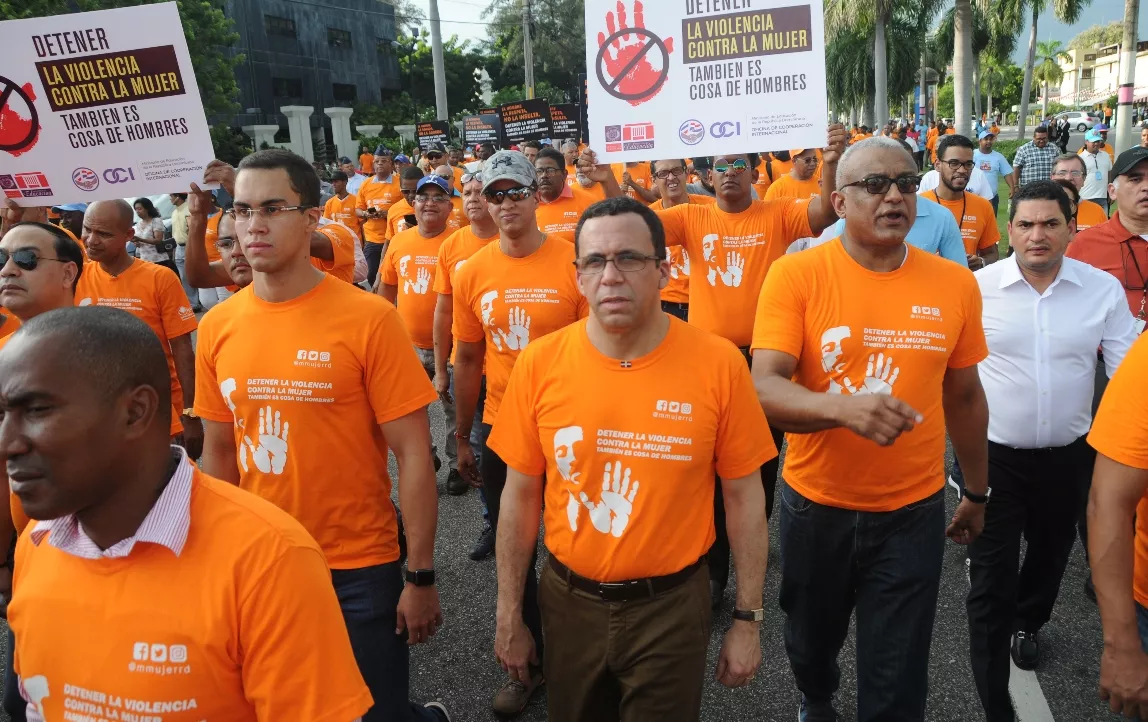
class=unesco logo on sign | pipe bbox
[679,119,704,146]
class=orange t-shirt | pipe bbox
[656,199,812,347]
[203,213,240,293]
[765,174,821,202]
[194,276,437,568]
[77,260,197,436]
[1076,199,1109,232]
[10,467,373,720]
[313,222,358,283]
[0,313,20,340]
[612,163,653,200]
[0,334,29,534]
[650,194,715,304]
[751,239,988,511]
[356,174,402,244]
[359,152,374,175]
[535,188,597,243]
[381,226,454,349]
[322,192,359,229]
[1087,332,1148,607]
[488,318,775,581]
[453,238,588,423]
[386,198,414,241]
[923,191,1000,256]
[434,225,500,296]
[448,195,470,231]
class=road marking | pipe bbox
[1010,659,1055,722]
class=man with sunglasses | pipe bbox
[534,148,616,243]
[489,196,774,722]
[76,199,202,459]
[357,146,402,286]
[765,149,822,201]
[752,136,990,722]
[922,134,1000,271]
[196,149,449,722]
[452,150,589,716]
[432,165,471,231]
[648,159,714,322]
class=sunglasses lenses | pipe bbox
[863,175,921,194]
[0,249,38,270]
[485,187,532,203]
[714,159,747,173]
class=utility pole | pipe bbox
[429,0,449,120]
[1114,0,1140,153]
[522,0,536,99]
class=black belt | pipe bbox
[548,556,703,603]
[661,301,688,311]
[988,437,1088,455]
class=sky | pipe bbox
[406,0,494,48]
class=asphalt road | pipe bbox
[0,400,1115,721]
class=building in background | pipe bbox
[1056,41,1148,107]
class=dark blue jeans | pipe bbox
[1138,603,1148,652]
[778,481,945,722]
[451,372,489,525]
[332,562,437,722]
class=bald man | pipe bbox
[77,200,202,458]
[0,307,373,720]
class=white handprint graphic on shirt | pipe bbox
[669,249,690,279]
[220,378,251,472]
[21,675,49,714]
[580,461,640,538]
[411,267,431,294]
[554,426,584,531]
[857,353,900,395]
[496,306,532,350]
[720,251,744,287]
[242,405,290,474]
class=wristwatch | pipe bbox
[963,488,991,504]
[404,568,436,586]
[181,408,197,418]
[732,608,765,623]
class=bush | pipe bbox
[210,125,252,166]
[993,139,1024,164]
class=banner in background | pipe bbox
[463,112,501,146]
[549,104,581,140]
[583,0,828,162]
[499,99,553,146]
[0,2,217,204]
[416,120,451,150]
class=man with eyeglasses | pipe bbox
[380,174,461,493]
[648,159,714,322]
[76,199,202,459]
[1013,126,1061,188]
[356,146,402,286]
[432,165,470,231]
[195,149,449,722]
[765,149,822,201]
[752,136,990,722]
[580,124,847,609]
[433,170,500,549]
[452,150,589,716]
[534,148,617,243]
[489,196,774,722]
[973,130,1015,216]
[1052,154,1109,232]
[921,134,1000,271]
[1080,129,1115,213]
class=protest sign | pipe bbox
[417,120,451,150]
[499,99,553,146]
[463,112,501,146]
[549,104,581,141]
[0,2,217,205]
[583,0,827,162]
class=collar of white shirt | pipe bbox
[995,253,1083,292]
[30,446,193,560]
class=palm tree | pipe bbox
[1033,39,1071,119]
[980,54,1010,119]
[1113,0,1139,151]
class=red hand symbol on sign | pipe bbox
[596,1,673,107]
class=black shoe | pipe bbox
[1085,576,1097,603]
[469,526,495,561]
[446,469,469,496]
[709,579,724,609]
[1011,631,1039,671]
[431,445,442,474]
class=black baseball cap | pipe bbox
[1111,147,1148,181]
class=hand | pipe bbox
[457,438,482,487]
[433,370,452,403]
[414,267,431,294]
[822,123,848,165]
[577,149,614,183]
[580,461,639,537]
[837,394,922,446]
[396,584,443,645]
[596,0,674,107]
[858,353,900,395]
[180,415,204,460]
[242,405,290,474]
[1101,643,1148,718]
[622,170,634,187]
[946,497,985,544]
[500,306,531,350]
[187,183,214,218]
[566,491,581,531]
[2,199,47,228]
[716,621,762,688]
[706,265,718,286]
[203,159,237,196]
[720,251,744,287]
[495,615,538,684]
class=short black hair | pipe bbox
[11,306,171,425]
[535,147,565,168]
[522,140,542,151]
[236,149,321,208]
[1008,179,1073,223]
[574,196,666,260]
[936,133,974,161]
[400,166,426,182]
[331,171,349,182]
[133,197,160,219]
[7,222,85,293]
[1034,125,1050,136]
[1053,178,1081,211]
[170,193,188,201]
[649,159,687,175]
[770,151,791,163]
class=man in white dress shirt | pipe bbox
[966,180,1138,722]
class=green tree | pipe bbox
[388,30,485,120]
[980,55,1010,118]
[1068,20,1123,49]
[1033,39,1071,119]
[491,82,566,106]
[483,0,583,101]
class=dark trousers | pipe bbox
[966,438,1095,722]
[990,195,1000,216]
[537,562,711,722]
[481,424,545,659]
[779,482,945,722]
[660,300,689,322]
[365,241,384,286]
[4,628,23,721]
[1139,603,1148,651]
[332,562,437,722]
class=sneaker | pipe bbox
[798,695,839,721]
[1011,631,1039,671]
[469,525,495,561]
[491,668,543,716]
[424,701,451,722]
[446,469,469,496]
